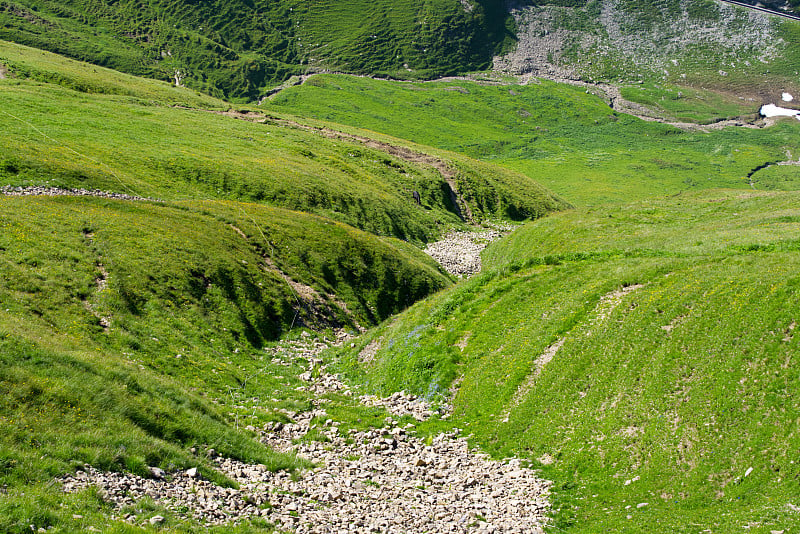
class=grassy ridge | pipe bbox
[268,73,800,206]
[0,39,225,107]
[0,41,567,240]
[0,195,451,361]
[0,0,511,101]
[0,193,452,532]
[339,189,800,533]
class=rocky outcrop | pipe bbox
[495,0,783,83]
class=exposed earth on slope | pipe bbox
[61,333,551,533]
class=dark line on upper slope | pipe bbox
[717,0,800,21]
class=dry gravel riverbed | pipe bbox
[423,226,513,278]
[61,334,551,533]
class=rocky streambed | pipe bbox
[423,226,513,278]
[61,334,551,533]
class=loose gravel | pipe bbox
[61,333,551,533]
[424,226,512,278]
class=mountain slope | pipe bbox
[268,72,800,206]
[0,41,568,241]
[0,41,573,532]
[0,0,510,101]
[495,0,800,102]
[341,189,800,533]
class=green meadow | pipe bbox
[2,4,800,532]
[267,73,800,206]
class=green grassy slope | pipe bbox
[338,189,800,533]
[0,43,573,532]
[0,194,454,532]
[0,0,510,101]
[268,73,800,206]
[0,41,567,240]
[4,0,800,103]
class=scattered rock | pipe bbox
[0,186,156,202]
[60,334,551,532]
[149,467,165,480]
[424,225,513,278]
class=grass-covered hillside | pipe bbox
[0,41,571,533]
[268,73,800,206]
[0,193,458,532]
[0,41,566,240]
[0,0,512,101]
[5,0,800,104]
[341,189,800,533]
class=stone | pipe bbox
[58,332,552,533]
[149,515,165,525]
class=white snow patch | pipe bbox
[782,92,794,102]
[761,104,800,120]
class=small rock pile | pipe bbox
[424,227,510,278]
[360,390,445,421]
[60,334,551,533]
[0,186,155,202]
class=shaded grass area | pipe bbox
[337,189,800,533]
[0,195,451,354]
[267,74,800,206]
